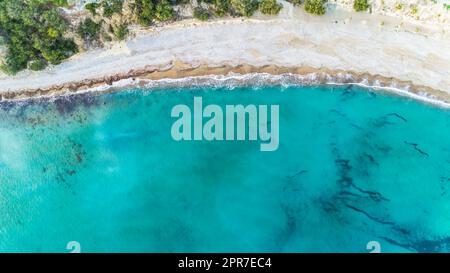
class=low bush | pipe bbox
[304,0,327,15]
[231,0,259,17]
[259,0,282,15]
[77,18,102,45]
[353,0,369,12]
[193,7,210,21]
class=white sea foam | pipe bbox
[2,73,449,109]
[135,73,450,109]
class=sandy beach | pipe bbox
[1,3,449,102]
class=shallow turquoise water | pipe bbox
[1,84,450,253]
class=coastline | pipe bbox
[2,64,450,109]
[1,5,450,105]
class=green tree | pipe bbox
[259,0,282,15]
[304,0,327,15]
[0,0,78,74]
[353,0,369,11]
[37,38,78,65]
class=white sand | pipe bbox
[1,4,449,98]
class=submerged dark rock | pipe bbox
[286,170,308,180]
[404,141,430,157]
[345,204,394,225]
[387,113,408,122]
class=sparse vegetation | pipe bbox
[0,0,294,73]
[102,0,124,18]
[77,18,103,46]
[113,23,129,40]
[85,2,100,16]
[304,0,327,15]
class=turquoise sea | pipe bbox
[1,81,450,253]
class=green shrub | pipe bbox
[155,0,175,21]
[193,7,210,21]
[102,0,123,18]
[113,23,129,40]
[85,3,100,16]
[39,38,78,65]
[304,0,327,15]
[132,0,155,26]
[28,59,47,71]
[214,0,231,16]
[353,0,369,12]
[259,0,282,15]
[77,18,102,45]
[0,0,78,74]
[0,44,29,75]
[231,0,259,17]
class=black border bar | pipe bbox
[0,253,446,271]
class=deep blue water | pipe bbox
[1,83,450,253]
